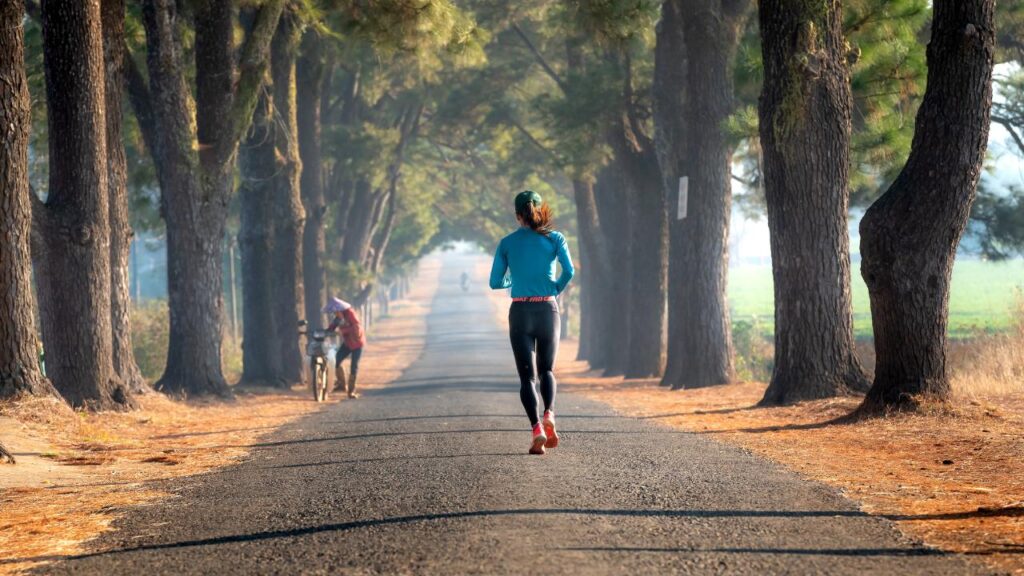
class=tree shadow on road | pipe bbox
[237,428,688,450]
[3,508,872,563]
[561,545,945,557]
[263,451,529,469]
[10,506,1024,566]
[344,413,652,424]
[692,411,860,435]
[563,545,1024,557]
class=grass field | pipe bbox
[729,259,1024,339]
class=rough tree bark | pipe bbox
[859,0,995,410]
[621,145,666,379]
[662,0,750,390]
[593,164,632,376]
[35,0,133,410]
[239,91,283,386]
[137,0,284,396]
[653,0,688,387]
[571,178,614,367]
[270,13,305,383]
[757,0,868,404]
[611,54,667,379]
[0,0,56,401]
[575,227,592,360]
[102,0,147,395]
[298,31,328,329]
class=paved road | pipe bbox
[45,253,987,575]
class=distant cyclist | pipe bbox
[489,190,574,455]
[322,297,365,399]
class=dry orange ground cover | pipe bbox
[555,347,1024,575]
[0,257,441,575]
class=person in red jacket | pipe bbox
[322,297,365,398]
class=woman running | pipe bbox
[489,190,575,455]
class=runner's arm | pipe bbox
[489,239,511,290]
[554,233,575,294]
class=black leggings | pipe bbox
[508,301,560,426]
[335,345,362,376]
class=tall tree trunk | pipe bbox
[616,133,667,379]
[367,103,421,278]
[145,0,228,396]
[35,0,133,410]
[102,0,147,395]
[593,164,631,376]
[159,174,232,396]
[139,0,284,396]
[654,0,688,387]
[298,31,327,329]
[270,13,305,383]
[0,0,56,400]
[608,52,667,380]
[757,0,868,404]
[859,0,995,411]
[576,264,591,359]
[238,92,283,386]
[571,179,603,363]
[340,179,376,266]
[664,0,749,390]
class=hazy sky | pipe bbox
[733,65,1024,263]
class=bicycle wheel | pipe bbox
[318,361,329,402]
[311,359,321,402]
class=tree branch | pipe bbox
[993,115,1024,156]
[618,51,652,153]
[228,0,286,149]
[511,22,569,94]
[123,46,158,156]
[731,172,757,187]
[369,187,398,275]
[507,116,559,161]
[350,283,373,309]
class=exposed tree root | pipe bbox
[0,441,16,464]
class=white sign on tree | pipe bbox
[678,176,688,220]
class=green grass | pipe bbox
[729,259,1024,339]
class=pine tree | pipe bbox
[860,0,996,410]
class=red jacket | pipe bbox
[329,308,365,350]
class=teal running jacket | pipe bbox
[489,227,575,298]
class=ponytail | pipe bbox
[517,201,554,235]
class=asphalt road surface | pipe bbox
[44,253,988,575]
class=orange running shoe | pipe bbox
[529,423,547,455]
[542,410,558,449]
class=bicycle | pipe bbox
[299,320,333,402]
